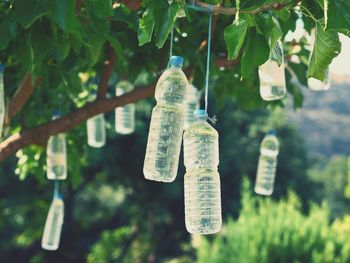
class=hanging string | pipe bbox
[169,26,174,59]
[53,180,60,199]
[204,8,213,113]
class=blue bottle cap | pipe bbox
[169,56,184,68]
[194,109,208,118]
[267,129,276,136]
[0,64,4,73]
[52,109,61,118]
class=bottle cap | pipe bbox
[169,56,184,68]
[194,109,208,119]
[267,129,276,136]
[52,109,61,118]
[0,64,4,73]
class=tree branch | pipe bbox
[5,74,43,125]
[97,45,116,99]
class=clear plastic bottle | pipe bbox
[87,114,106,148]
[0,64,5,139]
[143,56,188,182]
[47,113,67,180]
[183,84,201,130]
[259,41,286,101]
[183,110,222,234]
[41,195,64,251]
[115,80,135,134]
[254,130,280,196]
[307,67,331,91]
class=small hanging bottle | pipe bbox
[259,40,286,101]
[0,64,5,139]
[183,110,222,234]
[307,67,331,91]
[254,130,280,196]
[143,56,188,182]
[183,84,201,130]
[87,114,106,148]
[41,194,64,251]
[47,111,67,180]
[115,80,135,134]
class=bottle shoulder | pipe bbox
[184,120,218,138]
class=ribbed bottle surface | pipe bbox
[144,66,188,182]
[254,135,279,196]
[115,81,135,134]
[307,68,331,91]
[183,119,222,234]
[41,198,64,251]
[184,84,200,130]
[87,114,106,148]
[0,72,4,139]
[47,134,67,180]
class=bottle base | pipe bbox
[143,169,176,183]
[88,141,106,148]
[254,186,273,196]
[186,224,222,235]
[41,243,59,251]
[115,127,134,135]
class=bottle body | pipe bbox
[307,68,331,91]
[115,81,135,134]
[0,69,5,139]
[144,65,188,182]
[259,42,286,101]
[183,119,222,234]
[87,114,106,148]
[47,134,67,180]
[183,84,200,130]
[254,134,279,196]
[41,198,64,251]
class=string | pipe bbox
[169,26,174,59]
[204,8,213,113]
[53,180,60,199]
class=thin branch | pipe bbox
[5,74,43,125]
[76,0,84,16]
[97,45,116,99]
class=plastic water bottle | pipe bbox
[0,65,5,138]
[47,112,67,180]
[143,56,188,182]
[41,196,64,251]
[307,67,331,91]
[254,130,279,196]
[183,110,222,234]
[87,114,106,148]
[259,41,286,101]
[115,80,135,134]
[183,84,201,130]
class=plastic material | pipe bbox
[87,114,106,148]
[183,116,222,234]
[307,68,331,91]
[47,132,67,180]
[115,81,135,134]
[184,84,201,130]
[259,41,286,101]
[254,133,280,196]
[144,56,188,182]
[169,56,184,68]
[41,197,64,251]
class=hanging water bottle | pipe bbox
[143,56,188,182]
[183,84,201,130]
[183,110,222,234]
[307,67,331,91]
[254,130,280,196]
[47,111,67,180]
[115,80,135,134]
[87,114,106,148]
[259,41,286,101]
[0,64,5,139]
[41,193,64,251]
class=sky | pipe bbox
[330,34,350,77]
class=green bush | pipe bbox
[197,179,350,263]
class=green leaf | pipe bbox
[256,14,283,50]
[270,40,283,66]
[138,9,154,46]
[307,23,341,80]
[13,0,50,29]
[86,0,113,18]
[224,19,248,60]
[241,29,270,78]
[49,0,81,34]
[0,12,17,51]
[327,0,350,31]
